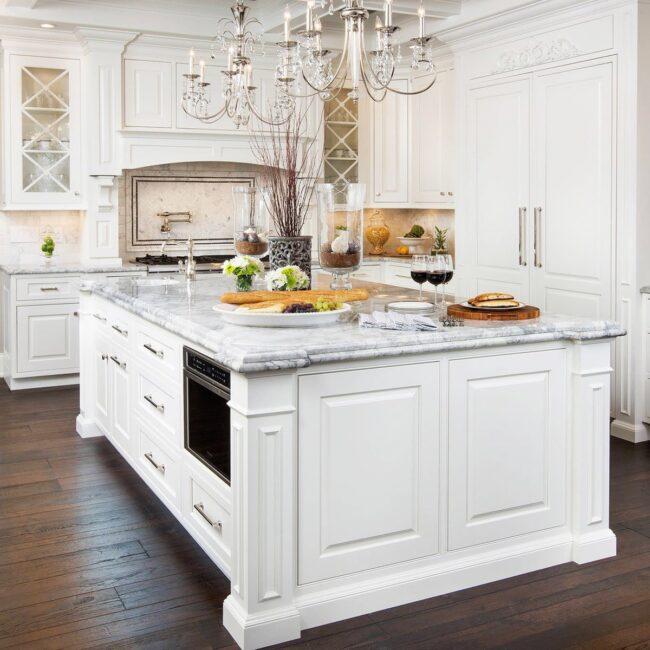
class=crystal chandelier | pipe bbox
[182,0,437,128]
[182,1,294,128]
[279,0,437,103]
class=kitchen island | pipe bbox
[77,273,624,650]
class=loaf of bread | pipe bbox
[471,299,520,308]
[468,292,514,305]
[221,289,369,305]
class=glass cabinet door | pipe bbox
[9,56,80,206]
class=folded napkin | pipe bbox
[358,311,438,331]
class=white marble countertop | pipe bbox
[81,273,626,373]
[0,262,147,275]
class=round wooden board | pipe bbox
[447,303,541,321]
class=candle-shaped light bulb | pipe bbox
[375,15,383,49]
[384,0,392,27]
[189,49,195,73]
[245,64,252,87]
[314,16,322,32]
[417,3,425,38]
[306,0,315,31]
[284,5,291,41]
[228,46,234,70]
[199,60,205,83]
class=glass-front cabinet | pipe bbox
[6,55,81,208]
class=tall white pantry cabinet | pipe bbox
[448,0,650,442]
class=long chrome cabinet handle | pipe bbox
[144,452,165,474]
[143,343,164,359]
[111,324,128,337]
[193,502,222,530]
[534,207,542,268]
[110,355,126,370]
[93,313,107,322]
[40,286,59,292]
[144,394,165,413]
[518,207,527,267]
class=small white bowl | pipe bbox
[397,237,433,255]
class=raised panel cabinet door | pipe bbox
[448,349,567,550]
[373,78,409,203]
[15,303,80,375]
[466,77,531,300]
[94,335,110,436]
[124,60,172,128]
[530,61,614,319]
[298,362,440,583]
[108,345,132,457]
[411,69,454,204]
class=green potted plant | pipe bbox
[41,234,55,260]
[431,226,449,255]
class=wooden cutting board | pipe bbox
[447,303,541,321]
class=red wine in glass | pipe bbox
[411,271,428,284]
[427,271,446,286]
[443,270,454,283]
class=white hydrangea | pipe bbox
[266,265,310,291]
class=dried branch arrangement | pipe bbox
[250,103,323,237]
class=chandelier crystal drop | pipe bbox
[182,0,438,127]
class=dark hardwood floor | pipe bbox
[0,383,649,650]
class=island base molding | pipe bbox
[610,419,650,444]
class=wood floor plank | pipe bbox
[0,386,648,649]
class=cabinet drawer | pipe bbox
[16,303,79,375]
[16,276,81,301]
[136,368,180,444]
[137,423,180,508]
[136,324,180,379]
[187,473,232,560]
[107,312,131,346]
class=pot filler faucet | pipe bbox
[158,211,192,234]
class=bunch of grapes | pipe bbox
[283,302,317,314]
[314,298,343,312]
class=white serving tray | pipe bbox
[214,303,352,327]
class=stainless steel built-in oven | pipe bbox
[183,347,231,484]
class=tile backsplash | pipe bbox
[0,210,82,265]
[368,209,455,256]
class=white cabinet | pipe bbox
[411,69,455,204]
[298,362,440,583]
[360,68,456,209]
[464,59,614,319]
[372,79,409,204]
[448,349,567,549]
[93,335,110,436]
[124,59,173,128]
[15,302,79,374]
[3,55,82,208]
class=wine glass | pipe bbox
[427,255,446,307]
[441,254,454,306]
[410,255,428,301]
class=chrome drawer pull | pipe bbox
[144,452,165,474]
[534,207,543,268]
[40,287,59,292]
[143,343,164,359]
[193,502,222,530]
[144,394,165,413]
[93,313,107,322]
[111,324,128,337]
[110,355,126,370]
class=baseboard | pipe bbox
[295,533,577,633]
[611,419,650,443]
[76,414,105,438]
[4,373,79,391]
[572,529,617,564]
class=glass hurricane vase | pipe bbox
[232,186,269,259]
[316,182,365,290]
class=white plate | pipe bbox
[387,301,435,312]
[461,301,525,311]
[214,302,352,327]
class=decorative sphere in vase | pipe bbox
[232,186,269,259]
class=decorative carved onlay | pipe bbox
[493,38,581,73]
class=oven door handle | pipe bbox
[184,369,230,401]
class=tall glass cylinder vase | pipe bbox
[232,186,269,259]
[316,182,365,290]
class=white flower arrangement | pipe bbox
[223,255,265,292]
[266,265,310,291]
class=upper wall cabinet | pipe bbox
[124,60,173,129]
[3,55,82,209]
[360,66,456,209]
